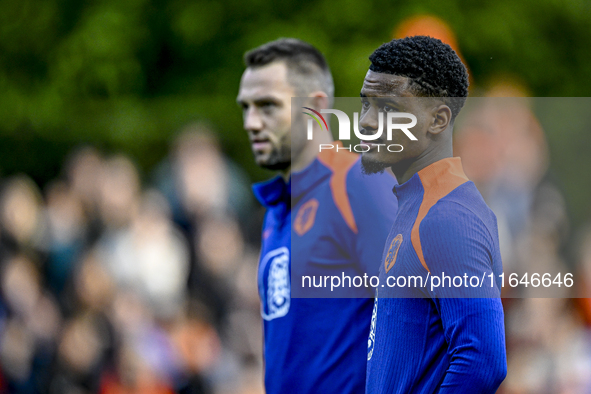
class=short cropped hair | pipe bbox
[244,38,334,100]
[369,35,469,118]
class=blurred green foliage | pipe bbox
[1,0,591,223]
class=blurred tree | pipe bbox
[0,0,590,223]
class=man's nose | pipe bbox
[244,107,263,131]
[359,106,379,133]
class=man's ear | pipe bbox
[309,91,330,110]
[429,104,452,135]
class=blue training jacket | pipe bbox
[366,157,507,394]
[253,147,397,394]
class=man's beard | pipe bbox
[258,143,291,171]
[361,154,388,175]
[261,159,290,171]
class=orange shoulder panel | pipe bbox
[317,144,359,234]
[411,157,468,272]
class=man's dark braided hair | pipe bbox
[369,35,469,119]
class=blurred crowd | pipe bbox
[0,124,265,394]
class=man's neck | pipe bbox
[391,146,453,185]
[279,167,291,181]
[281,129,333,180]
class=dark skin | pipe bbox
[359,70,454,184]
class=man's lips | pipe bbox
[251,140,271,151]
[360,139,385,148]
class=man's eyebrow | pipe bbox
[254,96,280,103]
[360,91,386,98]
[236,95,281,107]
[360,92,380,98]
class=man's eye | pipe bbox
[383,104,397,112]
[361,100,371,110]
[259,103,277,114]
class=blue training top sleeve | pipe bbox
[420,201,507,393]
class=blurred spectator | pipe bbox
[96,189,189,320]
[65,147,104,220]
[576,226,591,327]
[44,181,87,304]
[51,312,111,393]
[0,254,61,393]
[153,123,253,229]
[97,155,140,231]
[0,176,45,255]
[99,343,175,394]
[455,92,553,276]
